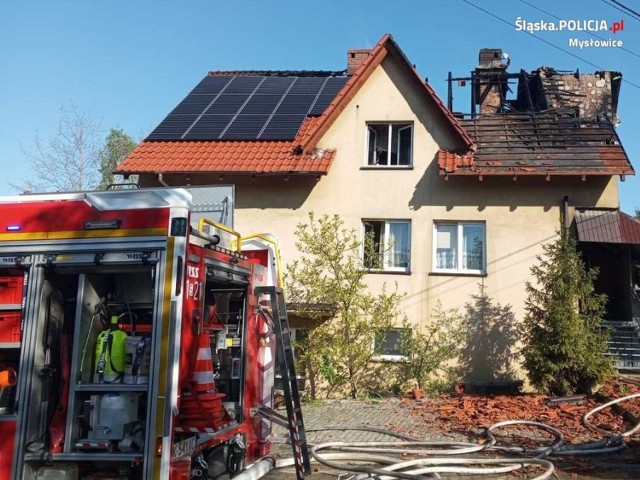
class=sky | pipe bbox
[0,0,638,212]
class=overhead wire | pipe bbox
[518,0,640,60]
[459,0,640,90]
[601,0,640,22]
[609,0,640,20]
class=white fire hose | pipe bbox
[273,390,640,479]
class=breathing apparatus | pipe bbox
[94,315,127,383]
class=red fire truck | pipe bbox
[0,186,309,480]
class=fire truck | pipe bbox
[0,186,310,480]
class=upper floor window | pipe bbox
[363,220,411,272]
[367,123,412,167]
[433,222,485,274]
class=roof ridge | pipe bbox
[298,34,474,153]
[208,70,347,77]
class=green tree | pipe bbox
[635,208,639,220]
[523,227,613,395]
[98,128,137,189]
[286,213,404,399]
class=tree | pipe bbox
[98,128,137,189]
[14,104,102,193]
[523,227,613,396]
[635,208,640,220]
[286,213,404,399]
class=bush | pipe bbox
[397,302,466,392]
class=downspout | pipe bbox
[158,173,169,187]
[562,196,569,230]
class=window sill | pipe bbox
[429,271,487,278]
[372,355,409,363]
[360,166,413,171]
[364,269,412,276]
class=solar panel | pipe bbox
[256,77,295,94]
[308,94,336,116]
[274,94,316,116]
[169,94,215,115]
[182,115,234,140]
[259,114,307,140]
[190,76,233,95]
[221,114,270,139]
[321,77,348,95]
[241,94,282,115]
[288,77,327,94]
[224,76,264,94]
[148,114,199,139]
[205,94,250,115]
[147,74,348,141]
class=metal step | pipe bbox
[603,320,640,370]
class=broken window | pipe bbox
[363,220,411,272]
[367,123,412,166]
[434,222,485,274]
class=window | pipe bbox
[433,222,485,274]
[367,123,412,166]
[373,328,410,361]
[363,220,411,272]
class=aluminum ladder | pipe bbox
[255,286,311,480]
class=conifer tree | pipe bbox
[523,227,612,395]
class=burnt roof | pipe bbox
[443,111,634,177]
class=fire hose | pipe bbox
[273,391,640,479]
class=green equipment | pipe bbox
[94,316,127,383]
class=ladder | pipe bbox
[254,286,311,480]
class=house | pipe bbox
[117,34,636,384]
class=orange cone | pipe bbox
[191,334,216,393]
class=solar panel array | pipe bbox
[147,75,348,141]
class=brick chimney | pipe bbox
[475,48,509,115]
[347,49,370,76]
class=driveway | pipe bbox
[264,398,640,479]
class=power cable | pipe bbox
[518,0,640,60]
[460,0,640,90]
[602,0,640,21]
[610,0,640,19]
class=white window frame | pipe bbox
[372,328,411,362]
[365,122,413,167]
[432,221,486,275]
[362,220,411,273]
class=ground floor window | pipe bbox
[433,222,485,274]
[362,220,411,272]
[373,328,410,361]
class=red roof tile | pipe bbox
[118,34,472,177]
[119,118,335,175]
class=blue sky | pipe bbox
[1,0,638,212]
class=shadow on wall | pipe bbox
[408,157,615,211]
[456,282,522,383]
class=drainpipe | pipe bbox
[157,173,169,187]
[562,196,569,230]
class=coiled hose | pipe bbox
[274,391,640,479]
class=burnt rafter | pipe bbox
[440,49,633,178]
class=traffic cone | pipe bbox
[191,333,216,393]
